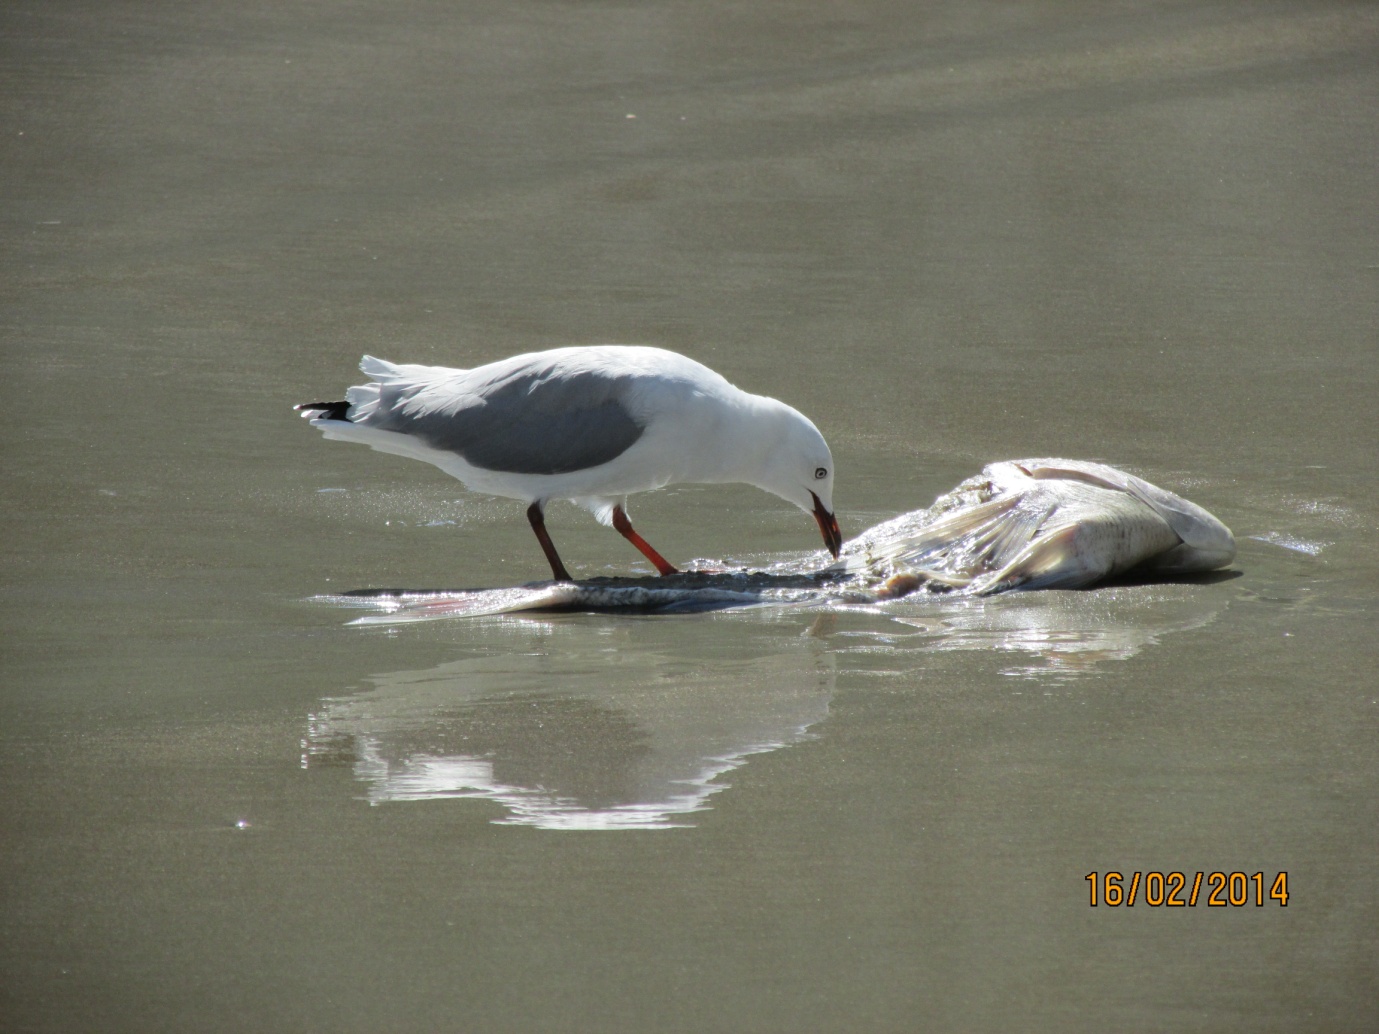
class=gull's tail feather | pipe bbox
[295,400,350,421]
[345,355,470,424]
[360,354,404,379]
[294,357,429,424]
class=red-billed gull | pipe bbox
[296,345,842,580]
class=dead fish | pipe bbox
[841,459,1236,595]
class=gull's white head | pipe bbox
[743,400,842,558]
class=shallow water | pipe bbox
[3,1,1377,1030]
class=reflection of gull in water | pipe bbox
[323,459,1236,623]
[303,632,835,829]
[304,584,1229,829]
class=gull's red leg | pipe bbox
[611,504,678,576]
[527,502,573,582]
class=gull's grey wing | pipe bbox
[368,357,646,475]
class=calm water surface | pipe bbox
[3,1,1376,1030]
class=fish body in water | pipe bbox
[332,459,1236,622]
[842,459,1236,595]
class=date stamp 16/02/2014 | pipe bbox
[1086,871,1289,907]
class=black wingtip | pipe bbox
[295,400,351,421]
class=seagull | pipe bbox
[296,346,842,581]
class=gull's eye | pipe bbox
[814,467,828,480]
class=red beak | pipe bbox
[810,491,843,559]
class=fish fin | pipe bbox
[873,492,1058,580]
[969,524,1104,594]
